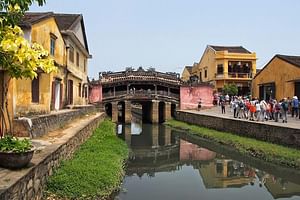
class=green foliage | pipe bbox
[0,135,32,153]
[46,120,129,199]
[223,83,238,96]
[0,0,56,80]
[166,119,300,169]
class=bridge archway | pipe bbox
[141,101,152,123]
[159,101,166,123]
[171,103,177,118]
[117,101,125,123]
[104,103,112,118]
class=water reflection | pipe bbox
[116,122,300,200]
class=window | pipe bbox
[204,69,207,78]
[84,86,88,98]
[199,72,202,82]
[78,83,81,97]
[76,52,80,66]
[217,64,223,74]
[32,76,39,103]
[69,46,74,63]
[50,37,56,56]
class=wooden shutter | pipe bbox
[68,80,73,104]
[51,81,55,110]
[60,83,63,109]
[259,85,264,100]
[31,77,39,103]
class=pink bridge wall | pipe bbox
[89,85,102,103]
[180,85,213,110]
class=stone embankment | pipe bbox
[13,105,97,138]
[0,110,105,200]
[175,110,300,149]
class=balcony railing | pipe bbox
[103,90,179,99]
[215,72,252,79]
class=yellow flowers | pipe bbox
[0,25,56,79]
[8,4,21,12]
[0,2,57,79]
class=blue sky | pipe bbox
[30,0,300,79]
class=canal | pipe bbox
[115,121,300,200]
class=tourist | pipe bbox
[255,100,261,121]
[274,100,281,122]
[281,98,288,123]
[198,98,202,111]
[260,99,268,121]
[291,96,299,118]
[233,98,239,118]
[249,99,256,121]
[287,97,292,114]
[220,99,226,114]
[225,94,230,104]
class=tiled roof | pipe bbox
[22,12,81,31]
[53,14,81,31]
[22,12,89,53]
[209,45,252,54]
[184,66,193,74]
[21,12,53,27]
[254,54,300,79]
[276,54,300,68]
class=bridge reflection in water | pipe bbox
[116,121,300,200]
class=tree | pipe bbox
[0,0,56,135]
[223,83,238,97]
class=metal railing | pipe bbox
[215,72,252,79]
[102,90,179,99]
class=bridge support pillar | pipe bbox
[152,125,159,148]
[111,101,118,123]
[124,100,132,124]
[124,125,131,145]
[151,100,159,123]
[165,126,171,146]
[164,102,171,121]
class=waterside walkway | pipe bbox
[186,105,300,130]
[0,112,105,200]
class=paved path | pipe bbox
[0,112,104,194]
[183,105,300,130]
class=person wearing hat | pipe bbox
[292,96,299,118]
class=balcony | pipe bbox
[215,72,252,79]
[102,90,179,100]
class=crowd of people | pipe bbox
[217,95,300,123]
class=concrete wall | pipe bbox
[180,85,213,110]
[14,73,52,116]
[175,111,300,148]
[13,106,97,138]
[0,113,105,200]
[89,85,102,103]
[15,17,66,116]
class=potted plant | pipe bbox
[0,136,35,169]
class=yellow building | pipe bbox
[181,66,193,82]
[11,12,91,117]
[252,54,300,100]
[191,45,257,95]
[54,14,92,106]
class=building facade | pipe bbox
[181,66,193,82]
[252,54,300,101]
[11,12,91,117]
[54,13,91,106]
[191,45,257,95]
